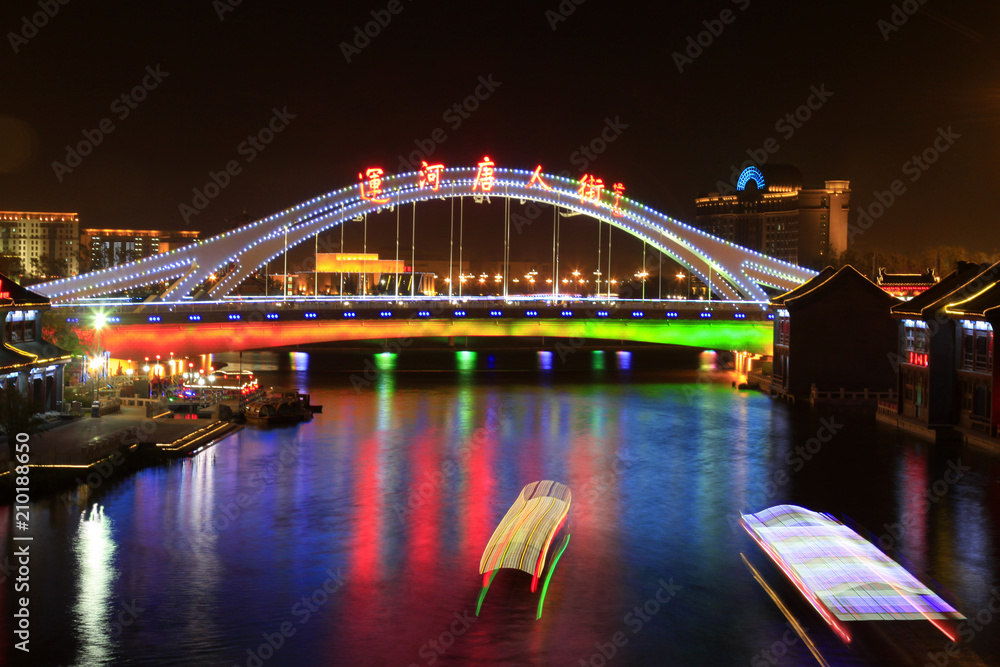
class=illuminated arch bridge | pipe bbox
[34,165,815,303]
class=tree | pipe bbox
[42,309,88,356]
[0,387,44,465]
[76,242,92,275]
[30,253,68,280]
[0,253,24,278]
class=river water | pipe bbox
[3,347,999,666]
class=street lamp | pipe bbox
[91,313,106,404]
[89,357,102,404]
[283,225,289,302]
[636,270,649,301]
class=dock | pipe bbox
[0,404,242,499]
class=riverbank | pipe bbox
[0,405,242,502]
[746,370,1000,454]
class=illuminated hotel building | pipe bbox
[0,211,80,277]
[83,228,200,269]
[695,165,850,268]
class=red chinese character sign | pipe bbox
[419,162,444,191]
[527,165,552,191]
[578,174,604,205]
[612,182,625,217]
[0,279,9,299]
[359,167,391,204]
[472,156,496,192]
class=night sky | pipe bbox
[1,0,999,264]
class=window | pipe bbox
[976,332,990,372]
[973,385,991,418]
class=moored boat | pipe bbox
[243,389,315,425]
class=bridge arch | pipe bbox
[35,166,815,303]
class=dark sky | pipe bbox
[2,0,999,266]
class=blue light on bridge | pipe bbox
[665,311,679,318]
[66,317,79,323]
[631,311,644,318]
[596,311,609,318]
[189,314,202,321]
[489,310,503,317]
[418,311,431,317]
[266,313,279,320]
[107,316,120,323]
[343,311,357,318]
[699,312,713,319]
[304,312,318,319]
[229,313,242,321]
[561,310,573,317]
[767,313,776,320]
[734,312,746,319]
[454,310,466,317]
[526,310,538,317]
[148,316,161,323]
[379,311,392,318]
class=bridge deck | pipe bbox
[75,303,774,358]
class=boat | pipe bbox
[477,480,572,619]
[181,369,265,402]
[741,504,966,649]
[243,389,315,425]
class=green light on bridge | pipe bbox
[375,352,397,371]
[456,350,477,372]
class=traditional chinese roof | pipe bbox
[0,344,39,372]
[10,340,73,365]
[776,265,896,310]
[940,262,1000,318]
[877,267,936,286]
[0,273,51,308]
[770,266,836,307]
[890,261,990,318]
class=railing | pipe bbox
[876,399,899,416]
[55,297,771,315]
[810,384,897,404]
[746,369,771,389]
[969,413,991,433]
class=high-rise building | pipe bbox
[0,211,80,278]
[82,228,200,270]
[694,165,850,268]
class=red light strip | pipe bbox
[742,520,853,643]
[531,512,568,593]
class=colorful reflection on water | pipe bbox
[5,349,1000,666]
